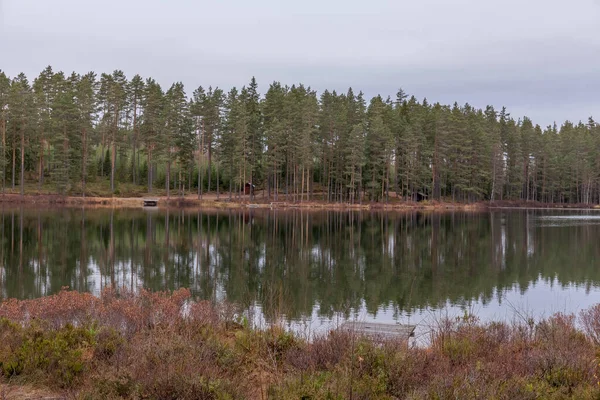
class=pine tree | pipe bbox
[75,72,98,197]
[128,75,144,185]
[50,72,78,193]
[32,66,54,188]
[8,73,34,197]
[164,82,189,198]
[0,71,10,193]
[190,86,206,198]
[100,71,128,194]
[243,77,262,199]
[141,78,165,193]
[365,96,393,201]
[345,123,365,203]
[220,87,245,199]
[263,82,287,200]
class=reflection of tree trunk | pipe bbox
[130,218,135,290]
[80,208,87,291]
[490,211,497,269]
[110,209,115,287]
[431,214,440,275]
[198,119,204,200]
[214,215,219,300]
[19,207,23,275]
[37,211,43,291]
[145,212,152,274]
[206,215,211,287]
[10,210,14,259]
[0,210,4,291]
[165,208,170,288]
[196,211,200,276]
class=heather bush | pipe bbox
[1,289,600,399]
[0,320,94,387]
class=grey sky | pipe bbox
[1,0,599,126]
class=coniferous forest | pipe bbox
[0,66,597,203]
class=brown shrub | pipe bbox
[2,291,600,399]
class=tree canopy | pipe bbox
[0,66,597,204]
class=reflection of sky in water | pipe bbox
[274,276,600,345]
[536,215,600,227]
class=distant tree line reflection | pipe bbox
[1,208,599,321]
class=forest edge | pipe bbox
[0,193,598,211]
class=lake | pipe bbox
[2,207,600,336]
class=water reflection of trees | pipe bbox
[1,208,599,320]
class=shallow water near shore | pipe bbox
[1,207,600,338]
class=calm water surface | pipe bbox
[2,207,600,332]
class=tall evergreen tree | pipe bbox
[141,78,165,193]
[32,66,54,188]
[0,71,10,193]
[128,75,144,185]
[75,72,97,197]
[164,82,189,198]
[8,73,34,197]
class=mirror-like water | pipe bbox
[2,207,600,332]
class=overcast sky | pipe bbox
[1,0,599,126]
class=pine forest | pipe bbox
[0,66,597,204]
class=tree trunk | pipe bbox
[82,127,87,198]
[12,142,15,189]
[20,125,24,198]
[110,139,116,194]
[39,133,44,188]
[100,130,105,177]
[1,117,5,194]
[63,134,68,193]
[132,97,138,185]
[166,159,171,199]
[148,147,153,193]
[301,166,305,203]
[207,138,212,194]
[216,161,220,199]
[198,118,204,199]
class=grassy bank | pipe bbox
[1,290,600,399]
[3,188,600,212]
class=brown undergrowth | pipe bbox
[1,289,600,399]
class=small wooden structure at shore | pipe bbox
[340,321,416,342]
[143,198,159,207]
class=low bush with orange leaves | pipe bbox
[1,289,600,399]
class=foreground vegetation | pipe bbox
[1,289,600,399]
[2,67,600,205]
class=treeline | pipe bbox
[0,66,598,203]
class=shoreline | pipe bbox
[0,193,599,211]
